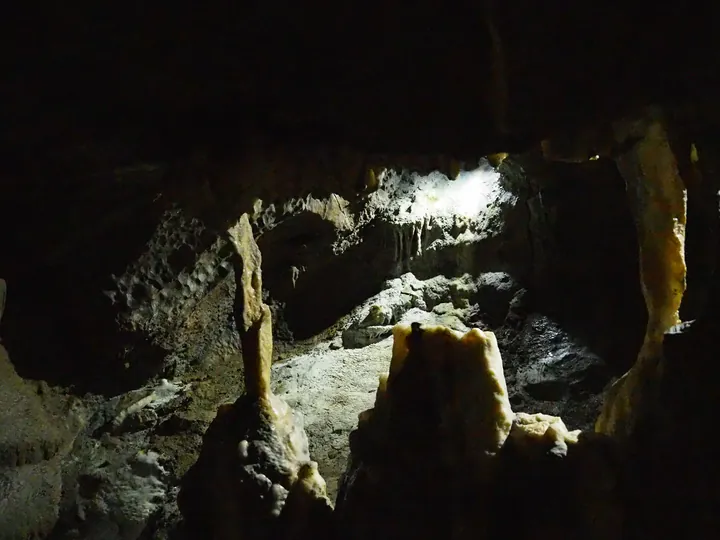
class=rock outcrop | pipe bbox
[0,344,70,539]
[179,214,332,540]
[334,323,622,540]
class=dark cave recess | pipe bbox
[3,2,716,163]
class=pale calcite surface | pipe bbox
[0,278,5,326]
[386,323,515,455]
[597,113,688,437]
[186,212,332,540]
[227,213,274,400]
[337,322,622,540]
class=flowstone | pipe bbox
[335,323,622,540]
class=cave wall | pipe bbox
[1,4,720,537]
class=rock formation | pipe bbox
[0,286,85,540]
[179,214,333,540]
[596,109,688,439]
[335,323,622,540]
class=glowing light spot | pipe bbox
[405,166,501,220]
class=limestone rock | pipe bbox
[228,213,274,399]
[341,325,394,349]
[0,457,63,540]
[104,190,362,384]
[598,109,689,439]
[106,379,189,436]
[614,111,687,345]
[179,211,332,539]
[0,345,80,539]
[0,346,67,468]
[272,340,398,500]
[45,374,202,540]
[506,313,612,430]
[340,272,522,350]
[179,393,333,540]
[57,444,171,540]
[0,278,6,327]
[228,214,265,331]
[335,323,622,540]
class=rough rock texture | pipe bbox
[48,377,190,540]
[0,352,69,469]
[179,394,333,540]
[272,341,393,502]
[103,193,358,389]
[57,448,170,540]
[1,148,639,402]
[272,271,616,501]
[334,323,622,540]
[0,292,188,540]
[2,7,718,534]
[0,150,651,539]
[0,344,80,540]
[179,216,333,540]
[270,163,531,339]
[597,110,690,440]
[499,312,611,431]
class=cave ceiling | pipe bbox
[1,1,718,276]
[3,2,717,161]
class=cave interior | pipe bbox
[1,3,720,540]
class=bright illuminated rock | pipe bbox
[228,213,273,400]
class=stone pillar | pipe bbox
[227,213,274,401]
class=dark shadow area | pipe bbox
[261,216,391,340]
[525,159,647,375]
[0,176,172,396]
[620,314,720,539]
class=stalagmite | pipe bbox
[179,213,332,540]
[336,322,621,540]
[228,213,274,402]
